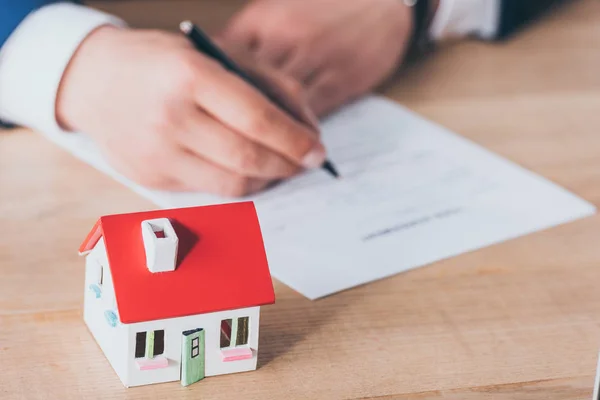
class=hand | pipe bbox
[222,0,414,116]
[56,26,325,196]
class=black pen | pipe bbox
[179,20,339,179]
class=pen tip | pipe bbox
[180,20,193,34]
[322,160,341,179]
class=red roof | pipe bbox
[79,202,275,324]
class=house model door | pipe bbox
[181,328,205,386]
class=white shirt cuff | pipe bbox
[429,0,501,41]
[0,3,126,134]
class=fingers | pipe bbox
[176,109,301,179]
[109,144,270,196]
[222,12,310,77]
[98,119,273,196]
[103,150,183,192]
[306,71,351,117]
[251,38,295,68]
[192,57,326,169]
[223,25,318,84]
[279,50,321,84]
[169,151,270,196]
[219,16,260,53]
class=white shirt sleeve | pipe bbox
[0,3,126,134]
[429,0,501,41]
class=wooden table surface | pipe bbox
[3,1,600,399]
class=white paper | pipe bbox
[44,96,596,299]
[593,351,600,400]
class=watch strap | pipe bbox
[406,0,433,55]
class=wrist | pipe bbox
[406,0,433,53]
[0,3,125,133]
[403,0,441,56]
[56,25,126,130]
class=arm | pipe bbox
[1,2,325,196]
[0,0,63,127]
[0,2,124,131]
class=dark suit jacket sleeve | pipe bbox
[0,1,71,48]
[496,0,575,39]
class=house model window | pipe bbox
[220,317,249,348]
[135,330,165,359]
[88,261,104,299]
[191,337,200,358]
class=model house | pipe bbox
[78,202,275,387]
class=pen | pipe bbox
[179,20,340,179]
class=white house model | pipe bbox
[78,202,275,387]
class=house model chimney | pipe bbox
[141,218,179,273]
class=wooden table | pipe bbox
[2,1,600,398]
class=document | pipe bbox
[45,96,596,299]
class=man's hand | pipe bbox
[222,0,414,117]
[56,26,325,196]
